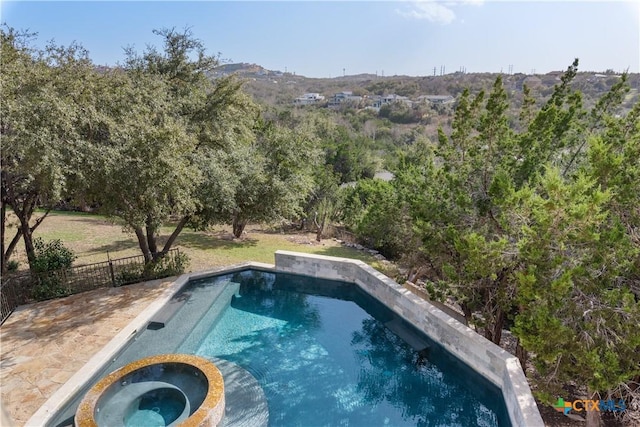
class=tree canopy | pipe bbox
[1,26,97,273]
[342,61,640,426]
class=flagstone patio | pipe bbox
[0,278,174,426]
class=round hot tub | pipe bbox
[75,354,225,427]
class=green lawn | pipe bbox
[7,211,386,274]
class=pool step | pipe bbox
[210,357,269,427]
[177,282,241,353]
[384,318,430,352]
[111,282,235,365]
[148,296,189,330]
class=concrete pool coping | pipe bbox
[27,253,544,426]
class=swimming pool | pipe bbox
[49,269,510,426]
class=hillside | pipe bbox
[214,62,640,113]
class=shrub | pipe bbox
[144,251,190,278]
[31,238,76,300]
[32,238,76,273]
[115,264,145,286]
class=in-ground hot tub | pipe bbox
[74,354,224,427]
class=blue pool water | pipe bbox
[125,388,186,426]
[49,270,510,427]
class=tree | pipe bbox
[320,123,379,184]
[1,26,95,273]
[392,61,640,427]
[342,178,414,259]
[204,117,321,238]
[307,166,342,242]
[85,28,257,262]
[406,76,517,345]
[510,168,640,427]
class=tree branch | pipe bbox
[160,215,190,255]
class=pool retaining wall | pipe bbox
[274,250,544,427]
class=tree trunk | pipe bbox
[314,211,327,242]
[2,202,49,275]
[461,303,475,331]
[232,214,246,238]
[161,216,190,255]
[2,229,22,275]
[484,307,505,345]
[515,338,528,370]
[4,187,40,272]
[1,199,6,274]
[16,199,38,271]
[136,216,190,263]
[19,218,36,270]
[134,226,152,263]
[146,217,158,256]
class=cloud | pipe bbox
[396,0,484,25]
[396,1,456,24]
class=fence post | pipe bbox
[109,260,116,287]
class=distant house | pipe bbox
[328,91,363,108]
[293,93,325,106]
[371,94,412,109]
[594,73,622,79]
[417,95,455,105]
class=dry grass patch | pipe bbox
[6,211,384,274]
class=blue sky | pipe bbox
[2,1,639,77]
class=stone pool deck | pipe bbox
[0,278,174,426]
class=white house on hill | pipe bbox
[417,95,455,105]
[371,94,412,110]
[293,93,325,105]
[328,91,363,108]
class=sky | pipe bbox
[1,1,639,78]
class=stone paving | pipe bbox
[0,278,174,426]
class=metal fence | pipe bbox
[0,249,183,325]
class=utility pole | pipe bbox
[343,68,345,77]
[433,67,436,76]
